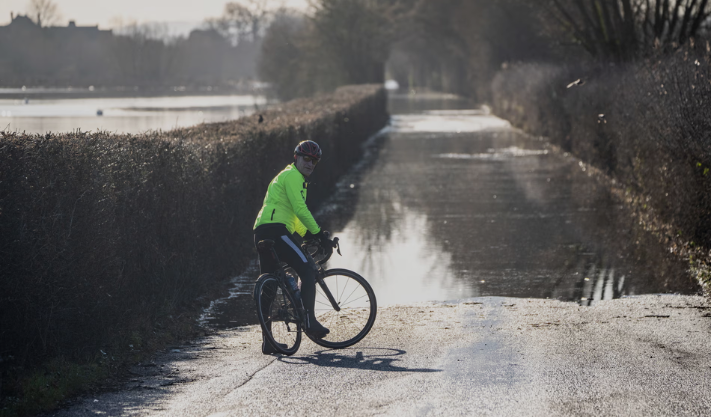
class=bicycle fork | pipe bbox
[316,274,341,312]
[305,250,342,313]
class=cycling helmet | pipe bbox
[294,140,322,160]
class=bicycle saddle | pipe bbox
[257,239,275,250]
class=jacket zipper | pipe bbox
[271,209,275,221]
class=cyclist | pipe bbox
[253,140,335,354]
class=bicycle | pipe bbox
[253,234,377,356]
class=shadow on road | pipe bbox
[277,347,441,373]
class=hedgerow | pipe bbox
[491,47,711,287]
[0,84,387,372]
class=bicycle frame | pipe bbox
[302,238,342,313]
[257,238,342,318]
[255,235,377,353]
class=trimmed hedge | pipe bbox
[491,50,711,252]
[0,84,387,367]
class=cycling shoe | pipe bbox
[304,317,330,339]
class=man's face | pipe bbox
[295,155,318,177]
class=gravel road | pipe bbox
[55,294,711,416]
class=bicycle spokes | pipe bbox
[311,270,376,348]
[255,275,302,355]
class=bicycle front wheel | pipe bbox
[254,274,301,355]
[308,269,377,349]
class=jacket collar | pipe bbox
[290,163,310,183]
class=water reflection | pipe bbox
[390,111,510,133]
[386,92,474,115]
[0,94,267,134]
[577,265,625,306]
[202,93,698,329]
[323,95,697,306]
[333,205,462,304]
[198,263,260,329]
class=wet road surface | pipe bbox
[55,296,711,416]
[321,95,697,306]
[54,94,710,416]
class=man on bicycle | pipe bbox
[253,140,335,354]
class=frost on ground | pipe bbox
[55,295,711,417]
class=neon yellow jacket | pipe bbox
[253,163,321,236]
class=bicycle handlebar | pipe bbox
[302,234,341,265]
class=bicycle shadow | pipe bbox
[277,347,441,373]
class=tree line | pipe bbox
[3,0,709,98]
[256,0,711,258]
[258,0,711,100]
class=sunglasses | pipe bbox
[302,155,320,164]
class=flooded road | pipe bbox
[54,94,711,417]
[322,93,697,306]
[200,92,697,329]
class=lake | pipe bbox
[0,92,269,134]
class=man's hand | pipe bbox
[315,230,335,256]
[314,230,329,244]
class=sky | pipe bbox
[0,0,309,28]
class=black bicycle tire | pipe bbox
[306,268,377,349]
[254,274,302,355]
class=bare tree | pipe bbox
[638,0,711,45]
[207,0,277,45]
[258,0,409,98]
[542,0,711,60]
[27,0,62,27]
[311,0,402,85]
[112,20,172,42]
[111,22,177,86]
[386,0,556,98]
[258,10,308,99]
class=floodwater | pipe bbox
[322,93,698,306]
[200,92,698,328]
[0,93,267,134]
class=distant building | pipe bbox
[0,13,260,87]
[0,14,113,39]
[0,14,114,86]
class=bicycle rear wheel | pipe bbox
[308,269,377,349]
[254,274,301,355]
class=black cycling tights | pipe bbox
[254,224,318,316]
